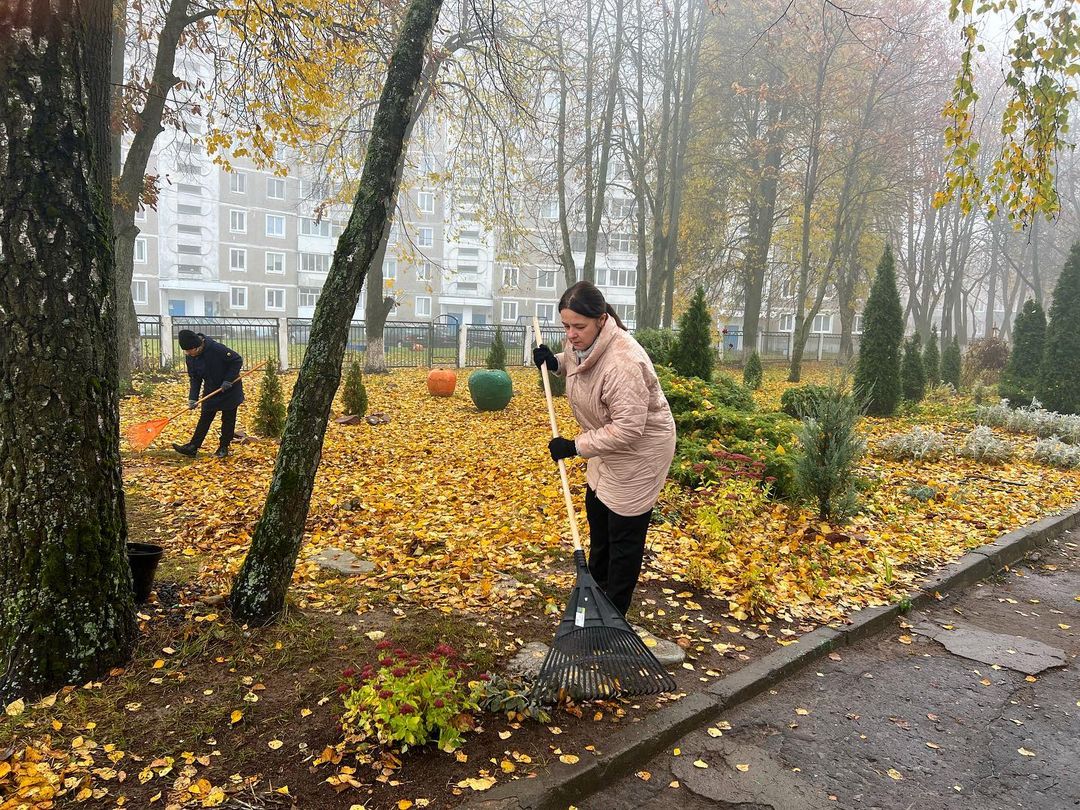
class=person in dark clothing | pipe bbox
[172,329,245,458]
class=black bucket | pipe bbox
[127,542,164,603]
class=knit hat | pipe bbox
[177,330,202,350]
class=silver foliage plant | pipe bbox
[959,426,1014,463]
[975,399,1080,445]
[876,427,948,461]
[1032,438,1080,469]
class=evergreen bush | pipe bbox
[961,336,1009,387]
[486,326,507,371]
[901,334,926,402]
[253,358,287,439]
[1000,299,1046,406]
[940,336,962,390]
[1038,241,1080,414]
[669,285,714,381]
[657,365,755,412]
[743,351,763,390]
[634,328,678,365]
[792,386,866,521]
[341,360,368,417]
[854,246,904,416]
[923,326,940,386]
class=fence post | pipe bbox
[428,322,434,368]
[817,332,824,361]
[161,314,174,367]
[458,323,467,368]
[523,325,532,365]
[277,317,289,370]
[787,331,794,360]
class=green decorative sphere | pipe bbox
[468,369,513,411]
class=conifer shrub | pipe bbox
[923,326,941,386]
[1000,299,1046,406]
[791,386,866,521]
[486,326,507,371]
[341,359,368,417]
[901,334,926,402]
[669,285,714,381]
[634,328,678,365]
[253,358,286,439]
[657,365,755,412]
[854,246,904,415]
[1038,241,1080,414]
[743,351,763,390]
[940,336,962,390]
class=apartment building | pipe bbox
[129,129,643,330]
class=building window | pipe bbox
[177,183,202,197]
[266,287,286,311]
[299,252,330,274]
[854,314,864,334]
[812,313,833,333]
[388,224,400,246]
[536,303,556,323]
[177,243,201,256]
[418,226,434,248]
[229,248,246,272]
[229,209,246,234]
[459,228,480,243]
[612,303,636,325]
[597,267,636,288]
[457,263,478,276]
[779,314,794,332]
[131,280,148,305]
[300,179,328,200]
[383,259,397,280]
[230,286,247,310]
[298,287,321,307]
[265,251,286,274]
[503,266,519,288]
[177,224,201,237]
[501,300,519,323]
[416,261,431,282]
[134,237,147,264]
[265,214,285,238]
[608,232,633,253]
[134,207,147,222]
[177,202,201,216]
[300,217,331,237]
[538,270,556,289]
[418,191,435,213]
[229,172,246,193]
[541,199,559,220]
[267,177,286,200]
[415,295,432,317]
[607,197,634,219]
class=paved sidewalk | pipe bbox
[583,528,1080,810]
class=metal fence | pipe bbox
[170,316,279,370]
[289,318,466,369]
[464,324,527,368]
[136,314,162,370]
[720,330,860,363]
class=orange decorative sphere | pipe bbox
[427,368,457,397]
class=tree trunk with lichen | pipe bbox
[0,0,137,700]
[229,0,444,624]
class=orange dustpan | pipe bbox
[125,361,266,451]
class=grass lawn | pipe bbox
[3,362,1078,808]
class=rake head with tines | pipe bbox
[530,550,677,704]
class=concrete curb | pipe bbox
[463,503,1080,810]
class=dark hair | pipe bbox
[557,281,627,330]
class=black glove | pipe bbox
[221,380,234,392]
[188,399,198,410]
[533,345,558,372]
[548,436,577,462]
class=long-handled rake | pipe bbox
[125,361,266,451]
[530,317,676,703]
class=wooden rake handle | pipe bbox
[533,316,583,553]
[166,360,268,421]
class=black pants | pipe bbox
[189,408,237,451]
[584,486,653,616]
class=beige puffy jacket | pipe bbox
[555,316,676,516]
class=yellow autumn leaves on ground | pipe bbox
[119,364,1080,628]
